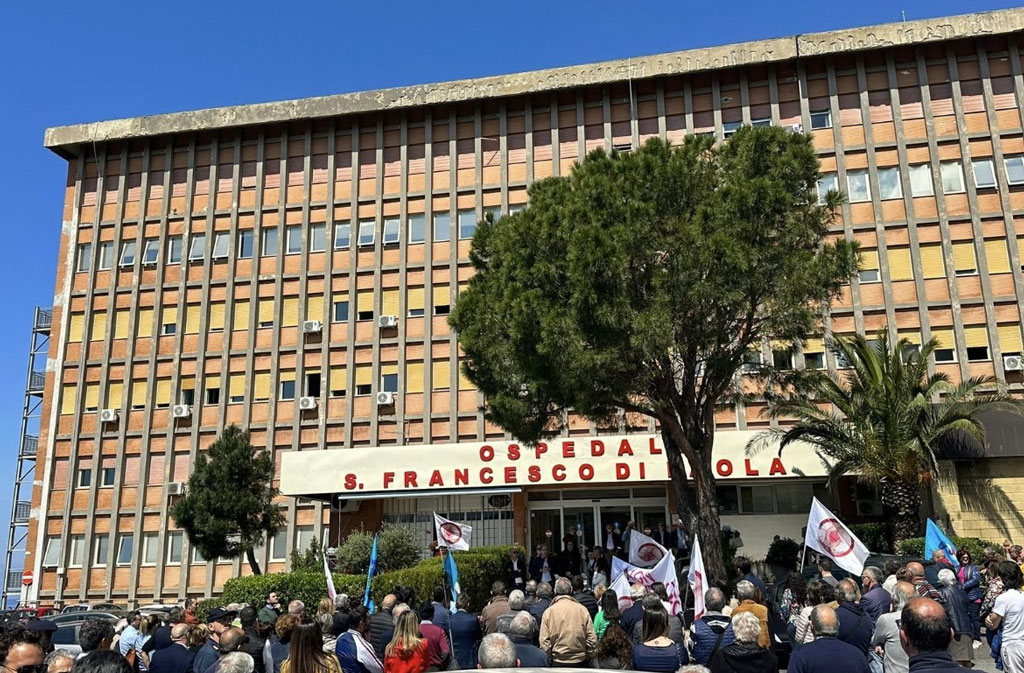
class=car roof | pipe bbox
[51,612,124,624]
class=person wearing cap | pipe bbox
[26,620,57,654]
[193,607,238,673]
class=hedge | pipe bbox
[895,535,1001,561]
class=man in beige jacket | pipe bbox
[539,577,597,666]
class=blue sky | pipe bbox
[0,0,1017,585]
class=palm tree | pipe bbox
[748,332,1019,540]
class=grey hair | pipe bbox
[392,603,410,623]
[735,580,755,601]
[731,611,761,644]
[892,582,916,612]
[863,566,883,584]
[44,650,75,669]
[641,593,663,610]
[837,578,861,604]
[316,613,333,631]
[554,577,573,596]
[508,590,526,611]
[536,582,553,599]
[287,600,305,616]
[508,611,535,639]
[630,583,646,600]
[678,667,712,673]
[810,605,839,637]
[704,588,726,612]
[216,652,255,673]
[937,568,957,587]
[478,632,517,668]
[334,594,350,611]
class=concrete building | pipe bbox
[26,7,1024,605]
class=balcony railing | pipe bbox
[21,436,37,457]
[28,372,45,394]
[34,308,52,332]
[12,503,30,525]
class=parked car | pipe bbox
[60,602,125,614]
[137,603,180,615]
[52,612,123,657]
[3,607,60,622]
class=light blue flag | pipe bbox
[925,518,960,569]
[363,534,379,612]
[443,550,461,608]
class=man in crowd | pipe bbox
[872,581,916,673]
[0,627,42,673]
[193,607,238,673]
[630,594,684,645]
[368,594,396,659]
[144,607,184,655]
[835,578,873,655]
[818,559,839,587]
[259,592,281,627]
[287,601,305,620]
[620,584,646,636]
[238,607,266,673]
[201,628,248,673]
[481,581,510,634]
[602,523,622,561]
[216,653,254,673]
[507,612,547,666]
[732,580,770,649]
[448,593,482,670]
[900,597,975,673]
[736,557,768,597]
[118,611,145,660]
[933,550,956,574]
[539,577,597,667]
[335,606,382,673]
[788,605,870,673]
[43,650,74,673]
[495,590,526,635]
[149,624,195,673]
[505,548,528,591]
[586,548,609,590]
[416,602,451,670]
[77,619,115,660]
[76,651,132,673]
[908,562,943,602]
[477,633,518,669]
[621,521,636,553]
[860,566,891,622]
[650,522,669,547]
[527,582,552,625]
[429,586,450,631]
[523,580,538,607]
[529,544,555,584]
[690,588,735,665]
[670,520,689,557]
[571,575,599,619]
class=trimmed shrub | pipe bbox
[764,537,802,570]
[335,523,421,575]
[896,535,1000,561]
[217,571,367,614]
[851,522,894,554]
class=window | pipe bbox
[116,534,133,565]
[188,233,206,261]
[358,220,375,247]
[434,213,451,242]
[192,547,206,565]
[310,223,326,252]
[409,214,425,243]
[509,204,526,215]
[270,530,287,561]
[816,174,837,205]
[262,228,278,256]
[119,240,137,267]
[100,467,116,487]
[972,158,997,189]
[238,230,254,259]
[485,206,502,222]
[161,321,176,336]
[206,387,220,405]
[847,170,871,203]
[804,352,825,369]
[98,242,113,270]
[356,382,372,396]
[741,349,763,373]
[69,535,85,567]
[212,232,230,259]
[967,346,989,362]
[281,380,296,400]
[166,532,183,563]
[77,243,92,272]
[952,242,977,276]
[78,468,92,488]
[94,536,110,565]
[142,239,159,265]
[877,167,903,200]
[722,121,742,138]
[381,373,399,393]
[775,483,815,514]
[772,350,793,370]
[42,538,60,567]
[306,373,321,397]
[751,118,771,127]
[810,110,832,129]
[909,164,934,197]
[458,210,477,239]
[383,217,400,245]
[941,161,965,193]
[167,235,182,264]
[286,226,302,254]
[935,347,956,363]
[1005,156,1024,185]
[333,300,349,323]
[142,532,159,565]
[334,223,351,249]
[181,388,195,406]
[295,526,314,553]
[859,250,880,283]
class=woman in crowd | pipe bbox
[793,580,836,645]
[187,624,208,653]
[282,622,342,673]
[594,590,622,641]
[384,610,430,673]
[780,572,807,623]
[267,614,300,673]
[317,613,338,654]
[958,549,983,641]
[983,560,1007,656]
[631,606,688,671]
[317,598,335,617]
[987,561,1024,673]
[596,624,633,669]
[936,568,974,667]
[709,612,777,673]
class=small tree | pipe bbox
[334,524,421,575]
[290,537,326,573]
[170,425,284,574]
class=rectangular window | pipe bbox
[772,349,793,370]
[1005,156,1024,185]
[941,161,965,193]
[262,228,278,256]
[188,234,206,261]
[94,536,110,566]
[847,170,871,203]
[909,164,934,197]
[972,158,997,189]
[877,167,903,200]
[271,530,287,561]
[810,110,832,129]
[333,300,349,323]
[142,238,159,265]
[206,387,220,405]
[295,526,314,553]
[434,213,451,242]
[458,210,477,239]
[100,467,116,487]
[69,535,85,567]
[78,468,92,488]
[804,352,825,369]
[358,219,375,247]
[334,223,351,249]
[381,373,399,393]
[433,285,451,316]
[952,242,977,276]
[967,346,990,362]
[42,538,60,567]
[408,288,425,318]
[211,232,229,259]
[280,380,296,401]
[119,240,137,267]
[165,235,182,264]
[238,230,254,259]
[306,373,321,398]
[310,223,326,252]
[116,533,133,565]
[751,118,771,127]
[181,387,195,406]
[192,548,206,565]
[722,121,742,138]
[383,217,400,244]
[166,532,183,563]
[98,242,113,270]
[77,243,92,272]
[330,367,347,398]
[408,214,425,243]
[286,225,302,254]
[142,532,159,565]
[817,174,837,205]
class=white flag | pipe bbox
[322,531,336,600]
[688,535,707,620]
[629,529,669,568]
[434,512,472,551]
[609,554,682,615]
[804,497,869,576]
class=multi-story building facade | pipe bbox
[27,7,1024,606]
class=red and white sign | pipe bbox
[280,432,824,497]
[609,554,682,615]
[21,571,32,586]
[804,497,869,575]
[434,512,472,551]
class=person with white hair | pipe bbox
[620,584,647,635]
[936,567,974,667]
[477,633,518,669]
[494,590,526,634]
[507,611,547,666]
[333,594,350,612]
[43,650,75,673]
[539,577,597,666]
[679,666,712,673]
[785,605,867,673]
[215,653,254,673]
[871,581,915,673]
[730,581,769,649]
[707,611,776,673]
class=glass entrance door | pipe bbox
[529,508,561,553]
[563,507,595,551]
[598,506,631,552]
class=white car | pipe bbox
[136,603,180,615]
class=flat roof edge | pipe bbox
[43,7,1024,151]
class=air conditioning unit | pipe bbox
[99,409,119,423]
[167,482,186,496]
[376,391,396,406]
[377,315,398,329]
[786,123,804,133]
[301,320,322,334]
[172,405,192,419]
[856,500,880,517]
[298,396,318,410]
[1004,355,1024,372]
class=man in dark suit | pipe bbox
[149,624,195,673]
[143,607,183,655]
[529,544,556,584]
[651,522,670,546]
[447,594,482,670]
[601,523,623,562]
[505,548,528,591]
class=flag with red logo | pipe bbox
[804,497,869,576]
[688,534,707,620]
[434,512,472,551]
[629,529,669,568]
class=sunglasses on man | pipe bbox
[5,664,46,673]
